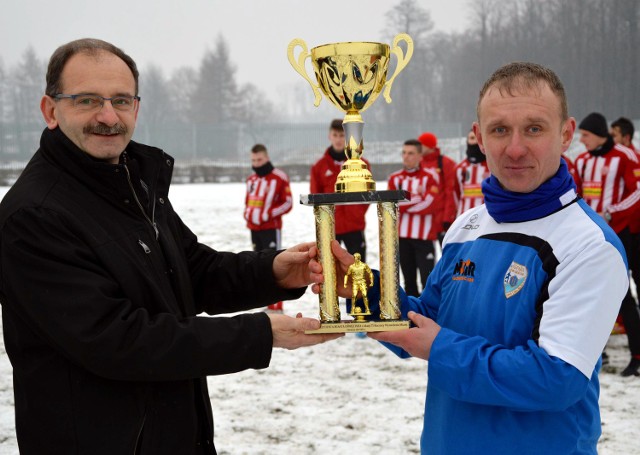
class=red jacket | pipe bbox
[453,159,490,217]
[575,143,640,234]
[421,149,457,231]
[562,154,582,196]
[244,168,292,231]
[310,148,370,235]
[388,167,440,240]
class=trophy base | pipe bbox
[305,319,410,334]
[300,190,409,206]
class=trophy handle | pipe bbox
[382,33,414,103]
[287,39,322,107]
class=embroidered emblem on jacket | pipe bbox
[504,261,527,298]
[452,259,475,282]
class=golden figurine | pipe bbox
[344,253,374,320]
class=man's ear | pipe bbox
[561,117,577,151]
[472,122,486,154]
[40,96,59,130]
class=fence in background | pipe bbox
[0,120,638,185]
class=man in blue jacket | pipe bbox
[347,62,628,453]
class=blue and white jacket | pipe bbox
[385,161,628,454]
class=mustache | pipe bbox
[83,123,127,135]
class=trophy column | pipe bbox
[313,205,340,322]
[377,201,401,320]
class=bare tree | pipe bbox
[378,0,435,124]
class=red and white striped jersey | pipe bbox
[244,168,292,231]
[453,159,490,217]
[388,167,440,240]
[574,144,640,234]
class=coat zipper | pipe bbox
[133,412,146,455]
[123,164,159,240]
[138,239,151,254]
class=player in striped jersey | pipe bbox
[244,144,293,311]
[453,129,490,217]
[387,139,440,296]
[610,117,637,153]
[575,112,640,376]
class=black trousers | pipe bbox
[251,229,280,252]
[617,228,640,357]
[337,230,367,262]
[399,238,435,297]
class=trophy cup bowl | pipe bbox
[288,35,413,188]
[310,42,390,115]
[288,35,413,333]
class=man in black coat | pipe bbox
[0,38,341,455]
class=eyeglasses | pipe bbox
[53,94,140,112]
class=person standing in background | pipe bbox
[418,131,457,243]
[575,112,640,377]
[244,143,293,311]
[388,139,440,297]
[453,128,490,217]
[561,153,582,192]
[610,117,636,153]
[610,117,640,336]
[310,119,370,261]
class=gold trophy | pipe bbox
[287,34,413,333]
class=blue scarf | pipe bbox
[482,159,577,223]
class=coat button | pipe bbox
[124,199,130,204]
[158,198,165,204]
[166,159,172,167]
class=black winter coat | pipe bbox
[0,128,305,454]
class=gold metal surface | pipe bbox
[334,160,375,193]
[344,253,374,319]
[383,34,414,103]
[314,205,340,322]
[287,35,413,193]
[287,35,413,113]
[286,39,322,107]
[310,41,389,114]
[377,202,401,320]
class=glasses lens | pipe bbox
[73,95,102,111]
[111,96,136,111]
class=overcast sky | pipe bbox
[1,0,469,101]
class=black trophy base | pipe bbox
[300,190,409,206]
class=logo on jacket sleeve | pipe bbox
[452,258,475,282]
[504,261,527,298]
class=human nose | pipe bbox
[94,99,120,126]
[504,131,527,159]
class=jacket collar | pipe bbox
[39,127,173,199]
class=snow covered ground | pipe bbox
[0,181,638,454]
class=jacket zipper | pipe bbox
[123,164,159,240]
[138,239,151,254]
[133,413,146,455]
